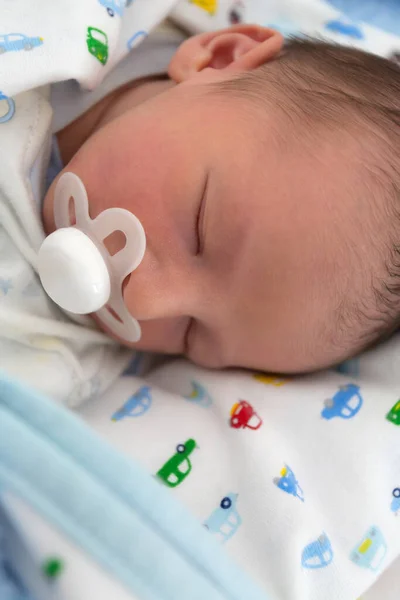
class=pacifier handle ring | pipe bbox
[93,209,146,281]
[96,301,142,342]
[54,172,90,229]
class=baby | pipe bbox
[1,18,400,600]
[43,24,400,375]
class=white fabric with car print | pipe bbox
[3,353,399,600]
[76,356,400,600]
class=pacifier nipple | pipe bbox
[38,228,111,314]
[38,172,146,343]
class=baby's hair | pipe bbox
[217,38,400,355]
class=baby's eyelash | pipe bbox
[195,172,209,256]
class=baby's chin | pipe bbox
[209,341,356,375]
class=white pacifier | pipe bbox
[38,172,146,342]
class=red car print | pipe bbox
[230,400,262,430]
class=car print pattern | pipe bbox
[253,373,287,386]
[188,0,217,16]
[184,381,213,407]
[273,465,304,502]
[386,399,400,425]
[86,27,109,65]
[0,33,43,54]
[203,494,242,543]
[99,0,125,17]
[391,488,400,515]
[301,533,334,569]
[111,385,152,421]
[0,92,15,123]
[324,19,364,39]
[350,527,387,572]
[230,400,262,430]
[108,375,396,574]
[322,384,363,420]
[126,30,147,51]
[156,439,198,488]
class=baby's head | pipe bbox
[43,25,400,373]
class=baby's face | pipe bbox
[44,70,361,373]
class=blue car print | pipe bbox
[0,33,43,54]
[350,526,387,571]
[391,488,400,516]
[111,385,152,421]
[99,0,124,17]
[127,30,147,51]
[325,1,400,37]
[322,384,363,420]
[184,381,213,408]
[273,465,304,502]
[325,19,364,40]
[302,533,334,569]
[204,493,242,543]
[0,92,14,123]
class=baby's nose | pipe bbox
[122,259,197,322]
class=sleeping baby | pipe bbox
[43,24,400,376]
[0,5,399,600]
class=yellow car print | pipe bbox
[189,0,217,16]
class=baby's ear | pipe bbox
[168,25,283,83]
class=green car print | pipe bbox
[386,399,400,426]
[86,27,108,65]
[156,439,197,488]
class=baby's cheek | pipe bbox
[118,318,187,354]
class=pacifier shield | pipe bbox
[38,227,111,314]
